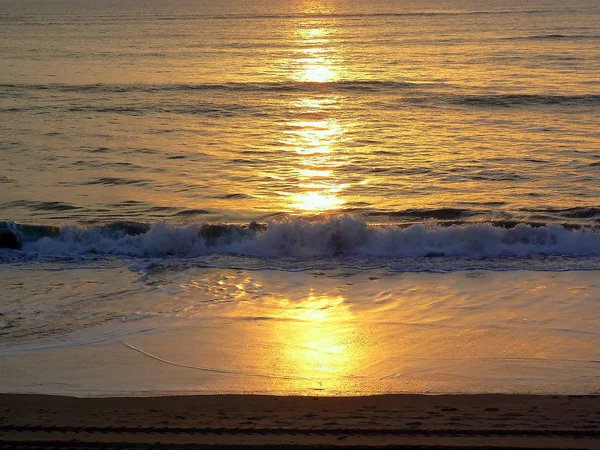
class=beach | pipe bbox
[1,394,599,448]
[1,269,599,447]
[1,269,598,397]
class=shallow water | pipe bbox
[1,266,598,396]
[0,0,599,396]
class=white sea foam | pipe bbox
[12,217,600,260]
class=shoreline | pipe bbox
[1,393,598,448]
[2,269,598,398]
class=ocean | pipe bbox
[0,0,599,396]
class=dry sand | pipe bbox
[0,394,598,449]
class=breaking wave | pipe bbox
[2,217,599,262]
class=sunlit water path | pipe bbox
[1,0,599,227]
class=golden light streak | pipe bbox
[272,293,363,387]
[277,7,350,213]
[292,191,345,211]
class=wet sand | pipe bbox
[0,394,598,449]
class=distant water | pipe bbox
[0,0,599,395]
[1,0,599,265]
[1,0,599,263]
[1,0,599,224]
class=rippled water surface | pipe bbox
[1,0,599,227]
[1,0,599,396]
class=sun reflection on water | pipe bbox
[271,292,366,392]
[294,22,339,84]
[286,114,347,211]
[292,191,345,211]
[299,61,337,84]
[282,13,351,214]
[203,272,370,393]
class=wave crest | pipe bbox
[2,217,599,260]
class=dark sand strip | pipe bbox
[0,444,597,450]
[0,394,598,448]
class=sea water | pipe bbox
[0,0,599,396]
